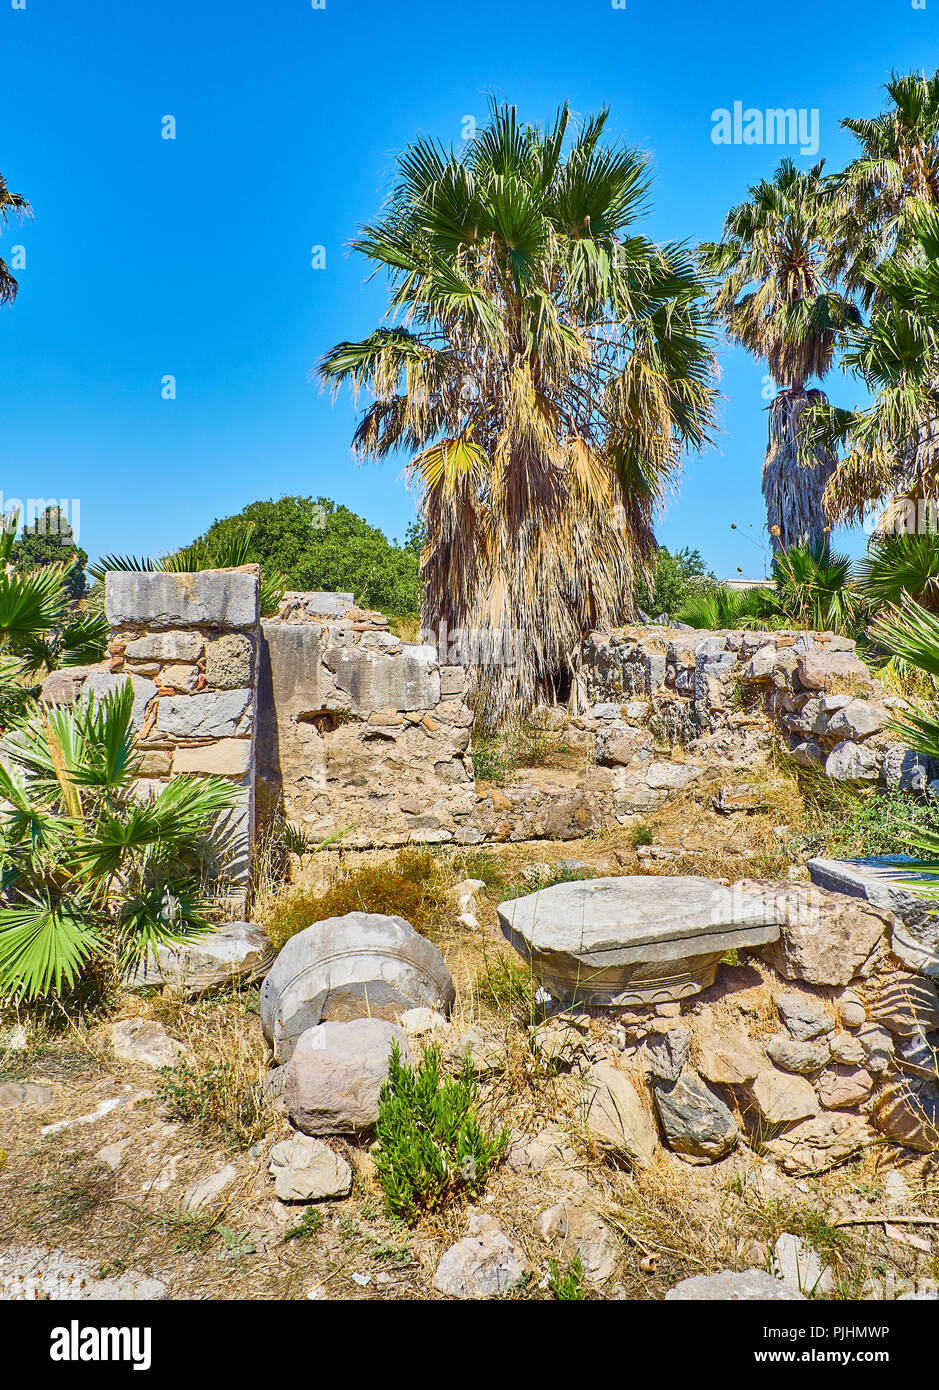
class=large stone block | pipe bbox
[498,876,780,1008]
[171,738,252,776]
[82,672,157,731]
[205,633,253,689]
[323,642,440,712]
[808,856,939,979]
[752,880,889,985]
[156,688,252,738]
[105,570,259,630]
[260,911,455,1063]
[124,631,204,662]
[283,1018,410,1136]
[123,921,270,994]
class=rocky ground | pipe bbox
[2,748,939,1302]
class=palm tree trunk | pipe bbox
[763,388,836,555]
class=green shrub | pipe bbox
[156,1061,270,1148]
[373,1043,508,1223]
[267,848,449,949]
[635,546,712,617]
[630,822,654,848]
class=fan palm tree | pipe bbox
[320,100,717,726]
[0,170,30,304]
[809,200,939,527]
[0,682,241,1001]
[701,160,859,555]
[826,70,939,305]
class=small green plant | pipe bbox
[373,1043,508,1223]
[282,1205,326,1242]
[156,1060,269,1147]
[631,822,654,849]
[548,1256,586,1300]
[476,951,543,1029]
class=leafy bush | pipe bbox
[0,683,240,1002]
[266,848,450,950]
[769,542,862,635]
[188,496,422,620]
[635,546,712,617]
[373,1043,507,1223]
[676,584,774,630]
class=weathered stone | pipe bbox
[773,1232,834,1295]
[582,1062,658,1166]
[870,972,939,1037]
[447,1026,505,1077]
[816,1066,873,1110]
[159,663,200,692]
[694,1022,763,1086]
[124,921,270,993]
[790,740,826,768]
[171,738,252,777]
[797,650,872,691]
[748,1068,819,1125]
[110,1018,188,1070]
[124,631,204,662]
[284,1019,410,1136]
[830,1032,868,1065]
[183,1163,238,1212]
[322,642,440,713]
[268,1133,353,1201]
[644,1025,691,1081]
[666,1269,806,1301]
[653,1071,739,1161]
[433,1211,528,1299]
[755,883,888,986]
[775,989,832,1040]
[883,746,932,792]
[535,1201,618,1284]
[305,591,355,617]
[81,672,157,731]
[0,1081,55,1108]
[0,1245,168,1300]
[872,1076,939,1152]
[137,749,173,777]
[156,688,252,739]
[809,855,939,980]
[766,1032,830,1075]
[498,876,780,1008]
[105,570,259,630]
[205,633,253,690]
[825,740,881,783]
[763,1111,869,1175]
[39,670,77,705]
[825,700,887,741]
[260,912,455,1063]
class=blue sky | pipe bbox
[1,0,937,578]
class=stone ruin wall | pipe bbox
[52,577,931,874]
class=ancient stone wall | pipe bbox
[100,567,260,898]
[256,593,477,850]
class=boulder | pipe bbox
[755,883,889,986]
[433,1211,528,1298]
[124,921,270,994]
[797,650,872,691]
[498,876,780,1008]
[260,912,455,1063]
[653,1071,739,1161]
[825,740,882,783]
[535,1201,619,1284]
[268,1134,353,1201]
[824,700,887,741]
[808,856,939,979]
[283,1019,411,1137]
[582,1062,658,1166]
[666,1268,806,1301]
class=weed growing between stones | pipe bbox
[156,1061,270,1149]
[548,1256,586,1299]
[470,721,582,783]
[373,1042,508,1223]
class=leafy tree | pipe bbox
[192,496,422,617]
[701,160,859,554]
[0,683,239,1002]
[635,545,711,616]
[13,506,88,600]
[321,99,717,726]
[0,170,30,304]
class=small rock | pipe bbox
[0,1081,55,1109]
[764,1112,868,1175]
[829,1033,868,1065]
[583,1062,658,1166]
[695,1022,763,1086]
[666,1269,806,1301]
[433,1211,528,1299]
[773,1232,834,1295]
[110,1018,188,1070]
[749,1069,819,1125]
[183,1163,238,1212]
[776,990,832,1041]
[653,1071,739,1162]
[643,1025,691,1082]
[535,1200,618,1284]
[398,1007,449,1037]
[268,1133,353,1202]
[816,1066,874,1111]
[766,1032,830,1075]
[96,1139,132,1171]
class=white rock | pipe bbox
[268,1134,352,1202]
[183,1163,238,1212]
